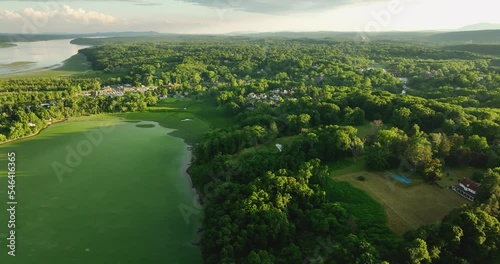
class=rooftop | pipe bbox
[459,178,481,191]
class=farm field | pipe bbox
[332,170,469,234]
[0,115,204,264]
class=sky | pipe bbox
[0,0,499,34]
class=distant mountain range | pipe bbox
[0,31,165,43]
[2,27,500,44]
[425,30,500,43]
[458,23,500,31]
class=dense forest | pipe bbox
[2,37,500,263]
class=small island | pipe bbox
[0,43,16,48]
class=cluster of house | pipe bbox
[83,84,156,98]
[247,93,268,100]
[452,178,481,202]
[247,88,296,103]
[172,92,190,99]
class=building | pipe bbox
[452,178,481,201]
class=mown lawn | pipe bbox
[326,151,468,234]
[324,178,401,251]
[121,98,235,145]
[437,166,483,188]
[326,157,366,176]
[332,171,468,234]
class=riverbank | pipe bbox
[0,43,16,48]
[182,143,204,247]
[0,38,91,76]
[0,118,67,146]
[184,145,200,202]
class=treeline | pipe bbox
[0,78,101,92]
[444,44,500,56]
[0,78,158,142]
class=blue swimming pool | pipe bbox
[393,175,412,184]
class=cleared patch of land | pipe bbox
[326,157,366,176]
[238,135,298,157]
[332,170,469,234]
[437,167,482,188]
[52,53,91,72]
[122,98,235,144]
[355,121,378,137]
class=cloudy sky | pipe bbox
[0,0,499,34]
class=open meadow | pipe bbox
[331,168,469,234]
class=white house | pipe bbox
[452,178,480,201]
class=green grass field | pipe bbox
[355,121,376,138]
[332,170,468,234]
[325,145,469,234]
[327,157,366,176]
[437,167,481,188]
[123,98,235,144]
[53,53,92,73]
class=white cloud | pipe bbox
[59,5,117,24]
[181,0,384,14]
[0,10,23,19]
[0,5,117,25]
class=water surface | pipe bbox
[0,39,90,74]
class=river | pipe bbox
[0,39,90,75]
